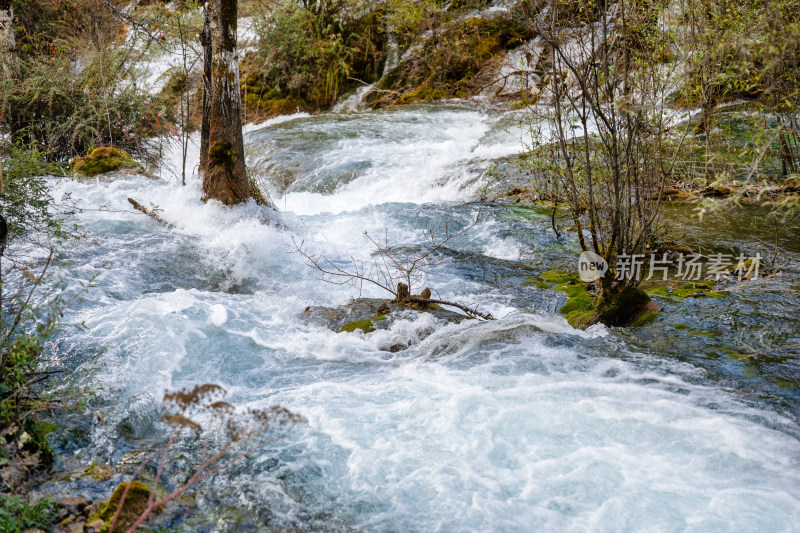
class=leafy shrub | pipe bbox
[1,51,172,163]
[2,0,175,164]
[244,0,387,114]
[0,144,67,239]
[0,495,56,533]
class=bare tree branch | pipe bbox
[293,208,494,320]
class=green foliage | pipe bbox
[2,0,176,163]
[246,0,386,113]
[0,494,56,533]
[13,0,123,61]
[677,0,800,188]
[372,14,533,105]
[0,144,68,239]
[384,0,440,47]
[1,51,172,163]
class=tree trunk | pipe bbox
[202,0,248,205]
[199,5,212,175]
[0,0,17,76]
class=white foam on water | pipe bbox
[209,304,228,327]
[269,108,523,215]
[243,112,312,134]
[260,325,800,532]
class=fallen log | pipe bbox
[128,198,173,227]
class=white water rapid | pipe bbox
[47,104,800,532]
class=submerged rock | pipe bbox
[69,147,143,178]
[301,297,471,341]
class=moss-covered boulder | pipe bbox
[96,481,152,531]
[301,297,471,351]
[69,147,142,177]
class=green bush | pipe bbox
[245,0,387,113]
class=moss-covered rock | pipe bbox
[302,297,470,348]
[69,147,142,177]
[529,270,598,328]
[96,481,152,531]
[529,270,660,328]
[595,286,658,328]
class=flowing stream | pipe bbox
[44,104,800,531]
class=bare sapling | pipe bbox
[293,209,494,320]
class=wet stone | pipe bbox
[301,297,471,346]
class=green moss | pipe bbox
[97,481,152,532]
[526,270,600,328]
[538,270,579,286]
[339,314,389,333]
[70,147,142,177]
[646,281,727,301]
[673,323,691,330]
[631,311,660,327]
[208,141,236,173]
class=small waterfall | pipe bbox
[384,32,400,73]
[331,83,373,113]
[332,32,401,113]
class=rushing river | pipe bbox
[44,104,800,531]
